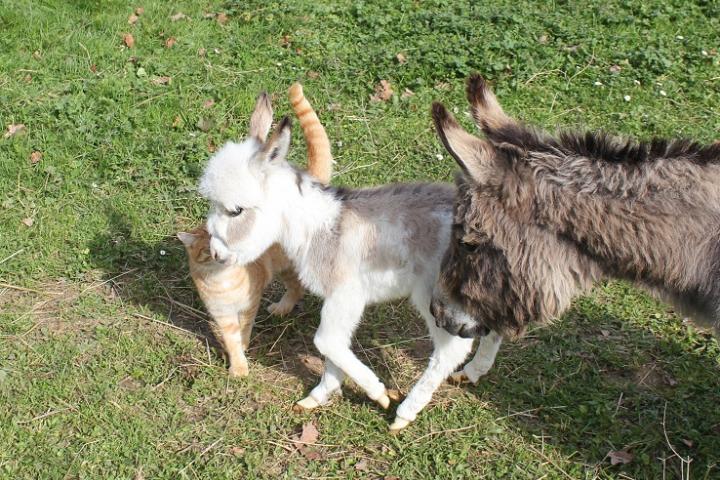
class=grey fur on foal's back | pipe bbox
[432,74,720,339]
[300,182,456,293]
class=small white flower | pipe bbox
[276,62,282,66]
[435,153,444,160]
[702,50,708,56]
[676,35,684,40]
[452,107,459,114]
[160,249,167,256]
[623,95,631,102]
[336,140,343,148]
[659,90,667,96]
[633,80,641,85]
[594,81,603,86]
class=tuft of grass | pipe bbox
[1,0,718,478]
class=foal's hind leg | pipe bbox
[450,331,503,384]
[391,293,474,432]
[296,285,391,411]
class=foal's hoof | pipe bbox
[293,396,320,413]
[389,416,411,433]
[376,393,391,410]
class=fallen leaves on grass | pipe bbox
[202,99,214,108]
[165,37,176,48]
[307,70,320,79]
[89,64,97,73]
[229,446,245,457]
[370,80,393,102]
[4,124,25,139]
[172,116,182,128]
[401,88,414,99]
[216,13,229,25]
[198,48,207,57]
[396,52,407,64]
[128,14,139,25]
[151,76,171,85]
[21,218,34,228]
[609,64,622,74]
[135,7,144,15]
[123,33,135,48]
[608,450,633,465]
[354,459,369,472]
[170,12,187,22]
[30,151,42,164]
[292,421,321,460]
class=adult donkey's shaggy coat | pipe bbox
[430,74,720,380]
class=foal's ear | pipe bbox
[249,91,274,142]
[177,231,199,247]
[261,116,292,164]
[432,102,496,184]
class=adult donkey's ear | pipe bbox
[432,102,496,185]
[249,91,273,142]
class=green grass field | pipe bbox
[1,1,719,478]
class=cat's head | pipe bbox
[177,226,215,266]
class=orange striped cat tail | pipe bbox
[289,83,333,185]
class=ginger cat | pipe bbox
[178,83,333,377]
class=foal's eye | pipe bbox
[229,207,244,217]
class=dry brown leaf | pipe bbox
[151,76,171,85]
[434,81,451,91]
[33,50,41,60]
[133,469,145,480]
[203,12,217,19]
[89,64,97,73]
[302,449,321,460]
[4,124,26,139]
[216,13,228,25]
[198,47,207,57]
[172,116,182,128]
[681,438,694,448]
[401,88,414,99]
[355,459,369,471]
[396,52,407,64]
[203,99,215,108]
[307,70,320,79]
[165,37,176,48]
[135,7,144,15]
[298,421,319,445]
[21,217,34,227]
[30,151,42,164]
[229,446,245,457]
[370,80,393,102]
[207,138,216,153]
[170,12,187,21]
[128,14,139,25]
[538,34,548,44]
[123,33,135,48]
[608,450,633,465]
[23,74,32,83]
[609,64,622,74]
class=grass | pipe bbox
[1,0,719,478]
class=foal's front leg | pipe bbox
[295,287,391,410]
[450,330,503,384]
[391,307,474,431]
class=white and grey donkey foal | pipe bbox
[199,100,497,431]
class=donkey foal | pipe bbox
[199,99,475,431]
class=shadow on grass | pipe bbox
[87,209,720,476]
[87,208,328,390]
[454,299,720,477]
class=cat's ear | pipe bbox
[249,91,273,142]
[261,116,292,164]
[177,231,198,246]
